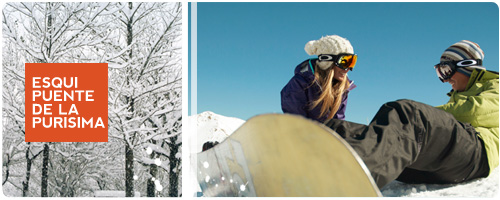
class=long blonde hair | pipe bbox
[310,63,350,120]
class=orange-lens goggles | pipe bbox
[318,54,357,71]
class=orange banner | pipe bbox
[25,63,108,142]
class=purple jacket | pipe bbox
[281,59,356,123]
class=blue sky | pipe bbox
[190,2,499,125]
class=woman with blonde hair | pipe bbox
[281,35,357,123]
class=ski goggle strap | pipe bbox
[318,54,357,71]
[434,59,482,82]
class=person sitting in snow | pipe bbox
[281,35,357,123]
[325,40,498,189]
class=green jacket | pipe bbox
[437,69,499,174]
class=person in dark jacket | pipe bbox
[325,40,498,189]
[281,35,357,123]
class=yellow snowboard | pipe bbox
[197,114,381,197]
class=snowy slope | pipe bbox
[189,112,499,197]
[189,111,245,153]
[381,168,499,197]
[187,111,246,196]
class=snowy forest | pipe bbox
[2,2,182,197]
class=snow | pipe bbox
[93,190,141,197]
[381,168,499,197]
[189,111,499,197]
[190,111,245,153]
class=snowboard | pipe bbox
[196,113,381,197]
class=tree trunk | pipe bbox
[3,153,10,185]
[168,136,180,197]
[22,147,33,197]
[22,144,43,197]
[125,144,134,197]
[41,144,50,197]
[124,3,135,196]
[147,153,158,197]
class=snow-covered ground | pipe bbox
[191,111,245,153]
[189,111,499,197]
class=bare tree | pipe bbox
[3,7,42,196]
[3,2,116,196]
[107,2,181,197]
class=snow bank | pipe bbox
[381,167,499,197]
[187,111,246,196]
[93,190,140,197]
[189,111,245,153]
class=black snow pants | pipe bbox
[325,99,489,189]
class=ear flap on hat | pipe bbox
[316,60,333,70]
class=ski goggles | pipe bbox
[318,54,357,71]
[434,59,482,82]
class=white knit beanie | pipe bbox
[304,35,354,70]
